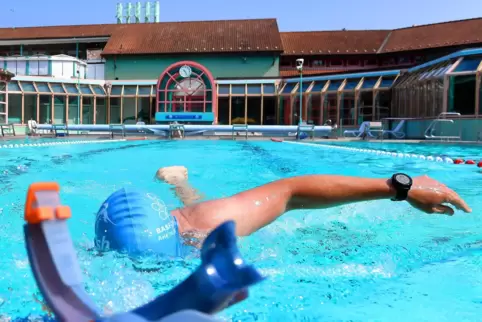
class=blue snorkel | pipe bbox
[23,182,265,322]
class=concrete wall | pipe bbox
[104,54,279,80]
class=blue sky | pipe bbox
[1,0,481,31]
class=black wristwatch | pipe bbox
[390,173,412,201]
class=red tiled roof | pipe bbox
[280,30,390,56]
[381,18,482,53]
[0,24,119,40]
[102,19,282,55]
[0,17,481,56]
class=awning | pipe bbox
[342,78,361,91]
[6,80,107,96]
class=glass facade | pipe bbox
[216,83,277,125]
[2,54,481,126]
[276,74,395,126]
[392,56,482,118]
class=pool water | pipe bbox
[0,140,481,321]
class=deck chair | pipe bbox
[343,121,369,137]
[366,121,384,139]
[382,120,406,139]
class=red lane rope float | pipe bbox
[477,161,482,168]
[271,138,283,142]
[126,137,147,141]
[465,160,476,165]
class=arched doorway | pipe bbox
[156,61,217,122]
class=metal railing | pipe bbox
[109,124,125,139]
[168,123,185,139]
[232,124,248,140]
[424,112,462,141]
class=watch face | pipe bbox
[395,174,411,186]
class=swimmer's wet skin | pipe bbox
[95,171,471,258]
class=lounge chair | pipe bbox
[343,121,369,137]
[366,121,384,139]
[382,120,406,139]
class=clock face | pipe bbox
[179,65,192,78]
[395,174,411,185]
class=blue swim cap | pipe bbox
[94,187,182,258]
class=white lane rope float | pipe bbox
[281,140,456,163]
[0,139,127,149]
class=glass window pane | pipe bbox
[110,97,121,123]
[380,77,396,88]
[35,82,51,93]
[8,94,22,123]
[137,97,150,123]
[123,86,137,95]
[231,84,245,95]
[327,80,342,91]
[96,97,107,124]
[218,85,229,95]
[247,84,261,95]
[68,96,80,123]
[92,85,105,95]
[282,83,296,94]
[51,83,65,93]
[64,84,79,94]
[300,82,311,93]
[454,58,482,72]
[6,61,16,74]
[39,95,52,123]
[39,61,49,76]
[53,96,66,124]
[8,81,21,92]
[263,84,275,94]
[138,86,151,95]
[111,85,122,95]
[24,95,37,122]
[29,60,39,76]
[311,81,327,92]
[20,81,36,92]
[79,84,93,95]
[343,79,360,90]
[17,61,26,75]
[361,77,379,89]
[82,97,94,124]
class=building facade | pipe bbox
[0,17,481,130]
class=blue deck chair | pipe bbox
[343,121,369,138]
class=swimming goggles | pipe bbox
[24,182,264,322]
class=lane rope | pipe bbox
[283,141,455,164]
[0,139,127,149]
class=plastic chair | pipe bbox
[343,121,369,138]
[382,120,406,139]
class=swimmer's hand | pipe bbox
[407,175,472,215]
[156,166,188,185]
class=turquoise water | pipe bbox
[0,139,481,321]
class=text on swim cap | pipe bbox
[156,221,176,241]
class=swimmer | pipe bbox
[95,168,471,259]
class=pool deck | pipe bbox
[1,133,482,145]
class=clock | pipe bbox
[179,65,192,78]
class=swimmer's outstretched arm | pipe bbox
[156,166,203,206]
[176,175,471,237]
